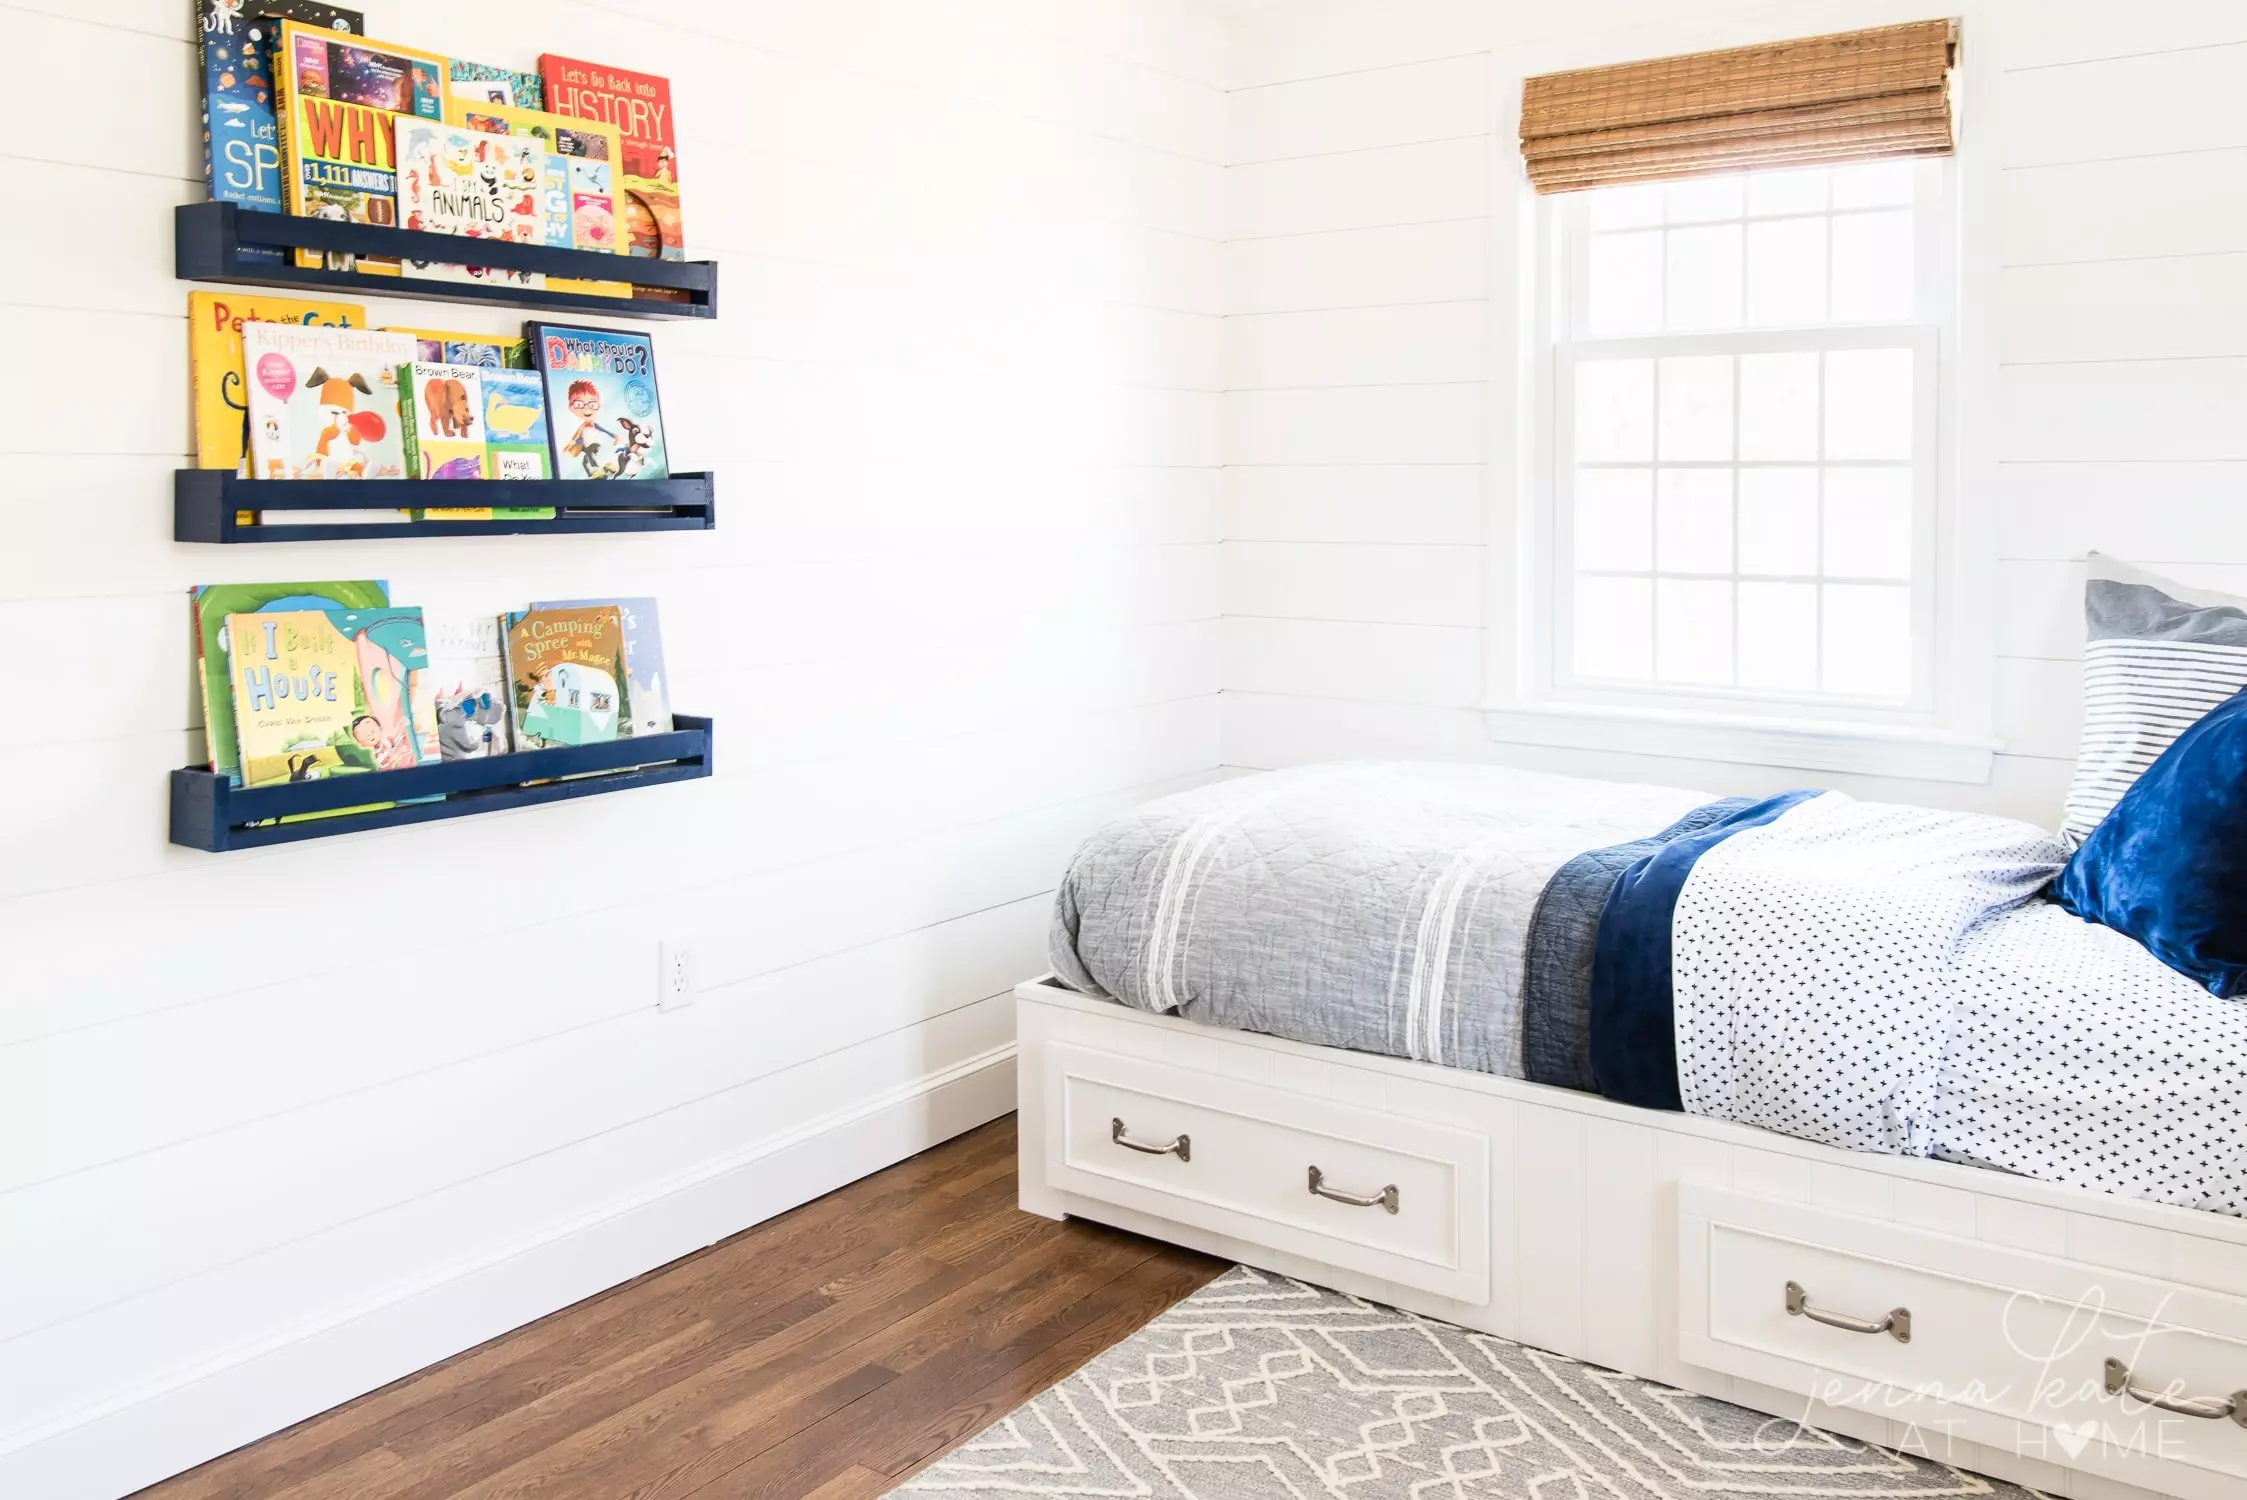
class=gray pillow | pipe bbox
[2061,554,2247,845]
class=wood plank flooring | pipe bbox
[136,1115,1225,1500]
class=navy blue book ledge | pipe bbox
[175,469,716,542]
[171,716,714,851]
[176,202,718,319]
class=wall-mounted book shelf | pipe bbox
[176,202,719,320]
[174,470,716,542]
[171,715,714,852]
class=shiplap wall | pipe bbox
[0,1,1223,1494]
[1219,0,2247,824]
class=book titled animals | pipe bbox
[527,323,669,480]
[393,121,545,288]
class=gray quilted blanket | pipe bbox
[1049,763,1707,1078]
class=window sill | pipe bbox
[1483,703,1998,784]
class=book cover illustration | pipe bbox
[197,2,363,265]
[382,327,525,368]
[275,20,447,274]
[393,120,546,288]
[225,608,363,786]
[539,55,683,290]
[533,597,670,736]
[503,606,624,747]
[423,613,513,759]
[446,98,626,298]
[448,58,541,108]
[188,292,364,475]
[527,323,669,481]
[243,321,415,480]
[482,369,552,482]
[397,362,490,482]
[193,579,387,783]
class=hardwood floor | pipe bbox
[135,1115,1225,1500]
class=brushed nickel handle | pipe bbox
[2105,1359,2247,1426]
[1308,1165,1398,1214]
[1785,1281,1911,1343]
[1110,1117,1189,1162]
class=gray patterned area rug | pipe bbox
[893,1265,2042,1498]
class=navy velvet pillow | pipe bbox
[2054,685,2247,997]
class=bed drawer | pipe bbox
[1680,1186,2247,1497]
[1041,1043,1490,1302]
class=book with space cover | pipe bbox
[392,119,546,288]
[423,613,514,759]
[532,596,669,736]
[382,327,526,368]
[274,19,447,274]
[503,605,625,747]
[188,291,364,476]
[193,579,387,783]
[197,2,364,263]
[526,322,669,481]
[445,97,627,298]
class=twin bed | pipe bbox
[1017,756,2247,1500]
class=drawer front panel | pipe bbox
[1043,1043,1490,1302]
[1682,1186,2247,1495]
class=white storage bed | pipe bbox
[1016,976,2247,1500]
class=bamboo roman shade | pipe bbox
[1520,19,1958,193]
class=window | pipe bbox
[1542,157,1949,719]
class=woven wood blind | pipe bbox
[1520,19,1958,194]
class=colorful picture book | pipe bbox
[526,323,668,481]
[393,120,545,288]
[188,292,364,475]
[397,362,490,481]
[193,578,388,783]
[539,56,683,286]
[383,327,525,368]
[532,597,669,736]
[503,605,625,747]
[481,369,552,480]
[448,58,541,109]
[243,322,416,482]
[274,20,447,274]
[423,613,514,759]
[225,604,439,782]
[197,2,364,263]
[444,98,625,298]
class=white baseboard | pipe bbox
[2,1047,1019,1500]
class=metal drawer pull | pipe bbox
[1785,1281,1912,1343]
[2105,1359,2247,1427]
[1308,1165,1399,1214]
[1110,1117,1189,1162]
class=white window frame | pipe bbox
[1484,1,2004,785]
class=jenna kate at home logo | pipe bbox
[1755,1284,2239,1466]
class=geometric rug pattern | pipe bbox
[893,1265,2044,1498]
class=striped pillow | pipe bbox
[2061,555,2247,846]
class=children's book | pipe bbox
[526,323,669,481]
[225,608,363,787]
[503,606,625,747]
[396,362,490,482]
[382,327,525,368]
[188,292,364,477]
[193,579,387,783]
[539,56,683,297]
[423,613,514,759]
[197,3,363,264]
[243,322,416,485]
[324,606,441,769]
[274,20,447,275]
[393,120,545,288]
[481,369,553,482]
[532,597,670,736]
[448,58,541,108]
[444,98,626,298]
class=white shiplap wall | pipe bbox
[1218,0,2247,825]
[0,1,1224,1495]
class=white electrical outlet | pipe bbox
[658,938,696,1010]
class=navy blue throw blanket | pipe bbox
[1588,790,1818,1110]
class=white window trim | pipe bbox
[1483,0,2004,785]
